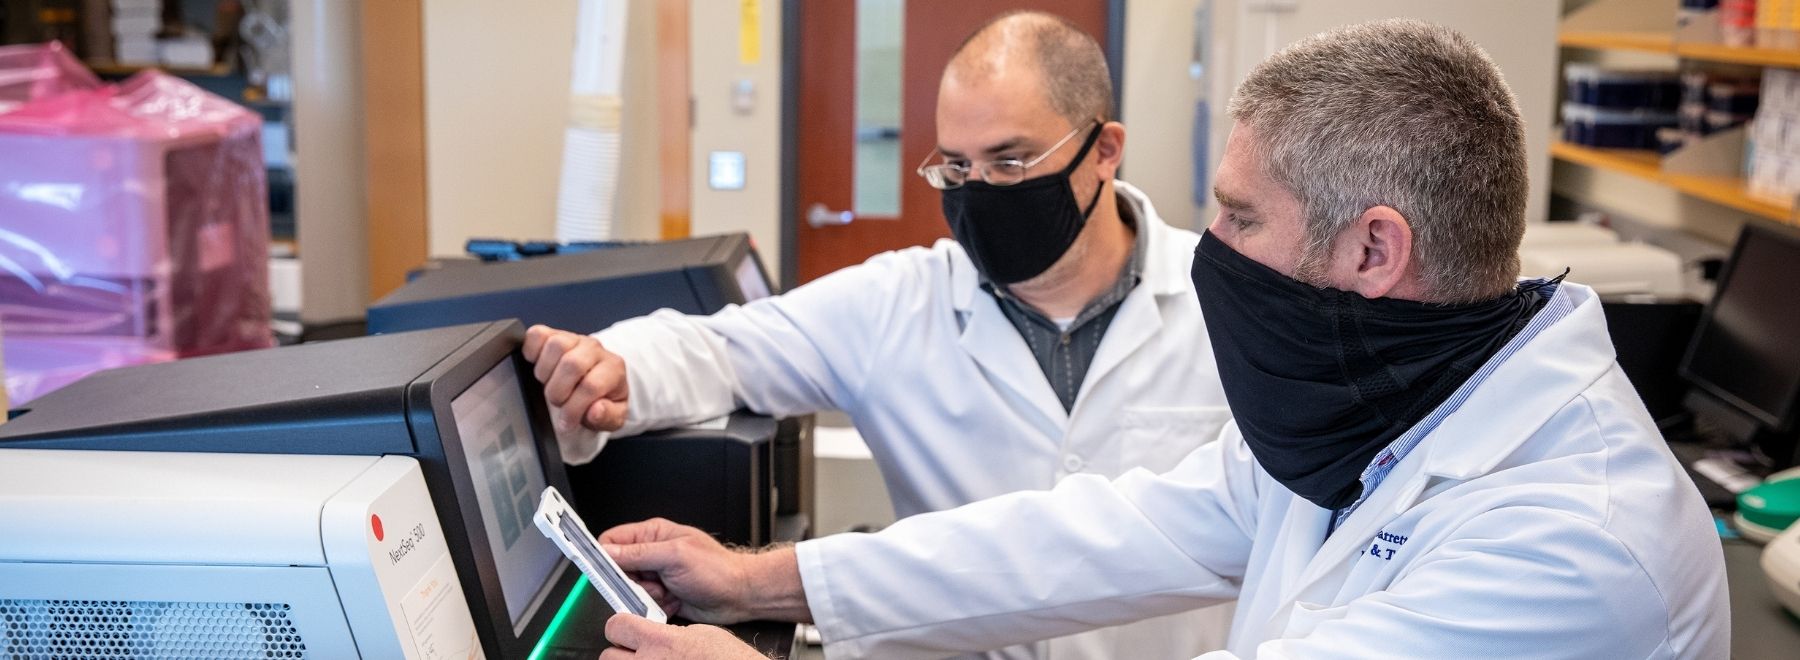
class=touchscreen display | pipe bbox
[452,359,564,630]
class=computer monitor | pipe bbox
[0,320,587,658]
[1680,222,1800,468]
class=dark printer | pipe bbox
[365,233,772,336]
[365,233,813,547]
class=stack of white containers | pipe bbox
[1749,68,1800,203]
[111,0,160,66]
[555,0,630,242]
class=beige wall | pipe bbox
[687,0,786,283]
[1121,0,1209,230]
[421,0,662,258]
[422,0,566,256]
[615,1,663,241]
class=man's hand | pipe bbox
[601,518,813,625]
[522,324,629,433]
[600,518,758,624]
[600,615,767,659]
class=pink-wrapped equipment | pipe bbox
[0,43,272,405]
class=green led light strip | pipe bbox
[527,574,592,660]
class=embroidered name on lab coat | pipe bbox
[1368,529,1408,561]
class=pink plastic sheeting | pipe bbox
[0,43,100,114]
[0,42,272,405]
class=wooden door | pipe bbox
[792,0,1112,284]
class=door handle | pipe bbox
[807,203,855,228]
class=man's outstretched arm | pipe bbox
[602,428,1264,659]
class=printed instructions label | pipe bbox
[402,553,484,660]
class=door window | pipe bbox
[854,0,905,217]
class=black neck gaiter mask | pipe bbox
[941,126,1105,285]
[1190,230,1555,510]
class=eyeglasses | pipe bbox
[915,119,1100,190]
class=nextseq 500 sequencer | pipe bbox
[0,321,659,659]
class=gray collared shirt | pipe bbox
[983,193,1148,412]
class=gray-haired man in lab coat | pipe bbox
[586,18,1730,660]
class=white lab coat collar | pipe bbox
[1414,282,1613,482]
[947,179,1191,314]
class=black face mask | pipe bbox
[1190,230,1553,510]
[941,125,1105,285]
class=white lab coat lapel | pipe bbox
[1263,497,1332,600]
[1070,286,1158,418]
[1271,454,1431,626]
[1071,210,1188,416]
[1415,287,1615,482]
[950,248,1071,430]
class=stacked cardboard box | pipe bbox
[111,0,159,65]
[1749,68,1800,201]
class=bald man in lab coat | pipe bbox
[526,11,1234,660]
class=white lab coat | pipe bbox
[795,282,1731,659]
[587,182,1235,659]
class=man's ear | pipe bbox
[1343,205,1418,299]
[1093,121,1125,179]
